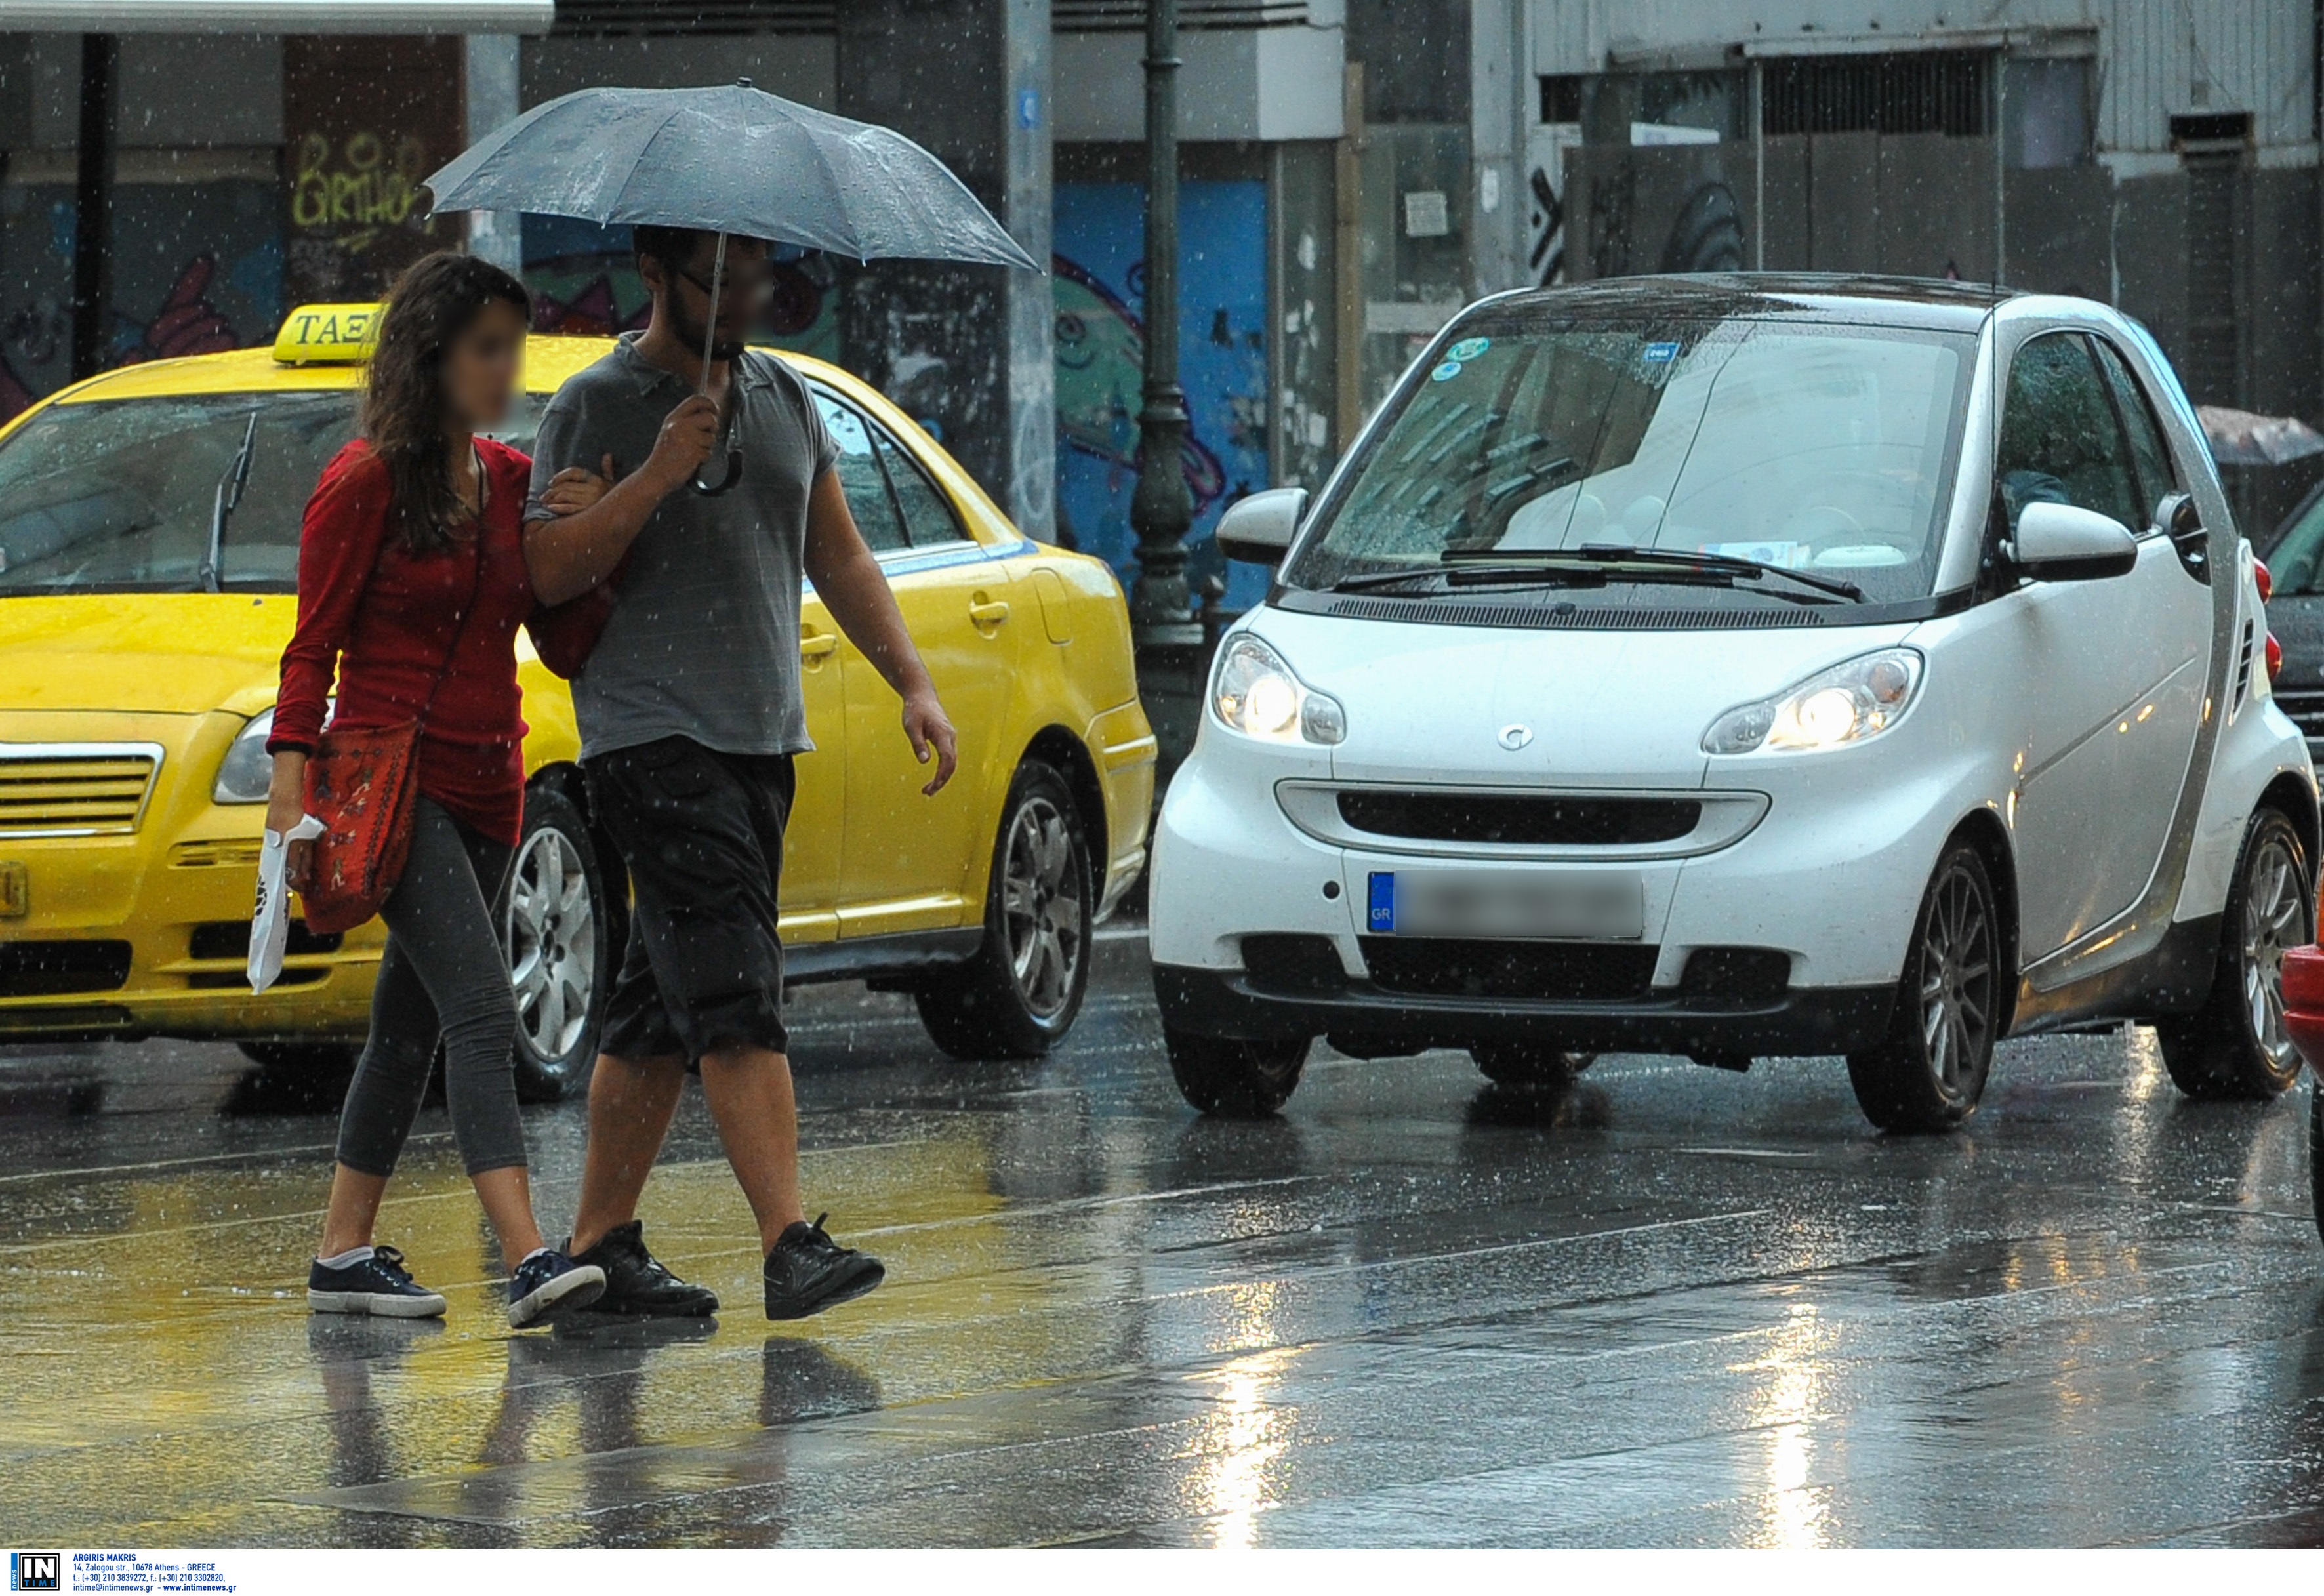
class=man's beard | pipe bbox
[668,293,747,363]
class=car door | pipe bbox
[809,388,1020,939]
[1999,329,2210,958]
[781,581,846,946]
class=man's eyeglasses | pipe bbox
[675,261,779,306]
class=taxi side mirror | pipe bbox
[2009,501,2139,582]
[1215,487,1308,569]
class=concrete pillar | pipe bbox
[837,0,1055,541]
[463,33,522,276]
[1468,0,1526,297]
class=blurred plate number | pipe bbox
[0,861,25,917]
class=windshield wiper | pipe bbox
[1326,562,1612,595]
[199,409,259,594]
[1442,542,1866,602]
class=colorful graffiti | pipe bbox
[1053,179,1269,611]
[0,248,256,424]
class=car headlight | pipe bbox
[1702,647,1923,755]
[212,708,276,803]
[1212,633,1346,745]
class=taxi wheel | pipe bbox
[500,787,610,1103]
[2159,808,2312,1102]
[916,761,1093,1061]
[1471,1044,1596,1094]
[1846,844,2000,1134]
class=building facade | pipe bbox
[1,0,2318,594]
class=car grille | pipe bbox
[1337,789,1701,847]
[0,743,163,837]
[2274,685,2324,746]
[1359,936,1658,1002]
[188,920,342,960]
[0,940,133,998]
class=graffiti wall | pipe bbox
[0,180,280,422]
[281,37,461,303]
[1053,178,1269,613]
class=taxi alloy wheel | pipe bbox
[916,760,1093,1061]
[501,786,610,1102]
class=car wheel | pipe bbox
[1846,843,2001,1134]
[1165,1025,1309,1116]
[1471,1043,1596,1094]
[236,1041,360,1073]
[2159,808,2312,1101]
[916,760,1093,1061]
[500,786,609,1103]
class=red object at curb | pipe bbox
[2280,944,2324,1068]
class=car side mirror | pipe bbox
[1215,487,1308,568]
[2009,501,2139,581]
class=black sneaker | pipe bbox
[506,1250,607,1329]
[570,1221,720,1318]
[308,1245,447,1319]
[764,1213,885,1320]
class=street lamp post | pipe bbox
[1130,0,1204,768]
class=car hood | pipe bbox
[1249,604,1920,788]
[0,594,292,719]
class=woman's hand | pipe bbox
[265,751,314,891]
[539,454,617,516]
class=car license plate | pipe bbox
[1366,869,1644,940]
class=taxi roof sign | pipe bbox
[274,303,382,365]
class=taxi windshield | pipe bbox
[1284,315,1978,606]
[0,390,544,597]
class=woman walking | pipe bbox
[267,252,608,1328]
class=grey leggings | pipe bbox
[334,797,529,1179]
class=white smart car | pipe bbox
[1151,274,2317,1132]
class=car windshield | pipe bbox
[2267,488,2324,595]
[0,389,544,597]
[1285,314,1977,605]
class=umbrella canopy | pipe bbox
[424,81,1040,272]
[2199,405,2324,468]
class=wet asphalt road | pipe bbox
[4,929,2324,1548]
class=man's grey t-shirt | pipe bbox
[525,335,838,760]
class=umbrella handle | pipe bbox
[691,231,744,495]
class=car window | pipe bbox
[873,426,968,546]
[1284,317,1974,605]
[2268,488,2324,594]
[811,392,908,553]
[0,391,356,596]
[2087,336,2178,528]
[1995,332,2144,534]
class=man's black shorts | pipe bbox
[584,736,796,1063]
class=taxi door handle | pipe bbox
[800,632,840,659]
[968,598,1011,626]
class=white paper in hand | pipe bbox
[249,814,325,994]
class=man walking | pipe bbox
[523,226,958,1319]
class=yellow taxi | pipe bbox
[0,306,1156,1097]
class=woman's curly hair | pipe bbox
[361,252,530,555]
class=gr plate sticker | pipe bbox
[1641,340,1681,364]
[1446,336,1491,361]
[1368,872,1395,931]
[1431,360,1463,382]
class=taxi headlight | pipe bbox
[1212,634,1345,745]
[1702,648,1924,755]
[212,708,275,803]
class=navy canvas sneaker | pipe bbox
[506,1249,606,1328]
[763,1214,885,1320]
[307,1245,447,1318]
[569,1221,720,1318]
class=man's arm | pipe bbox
[523,393,721,605]
[802,469,959,795]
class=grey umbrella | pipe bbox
[425,80,1039,272]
